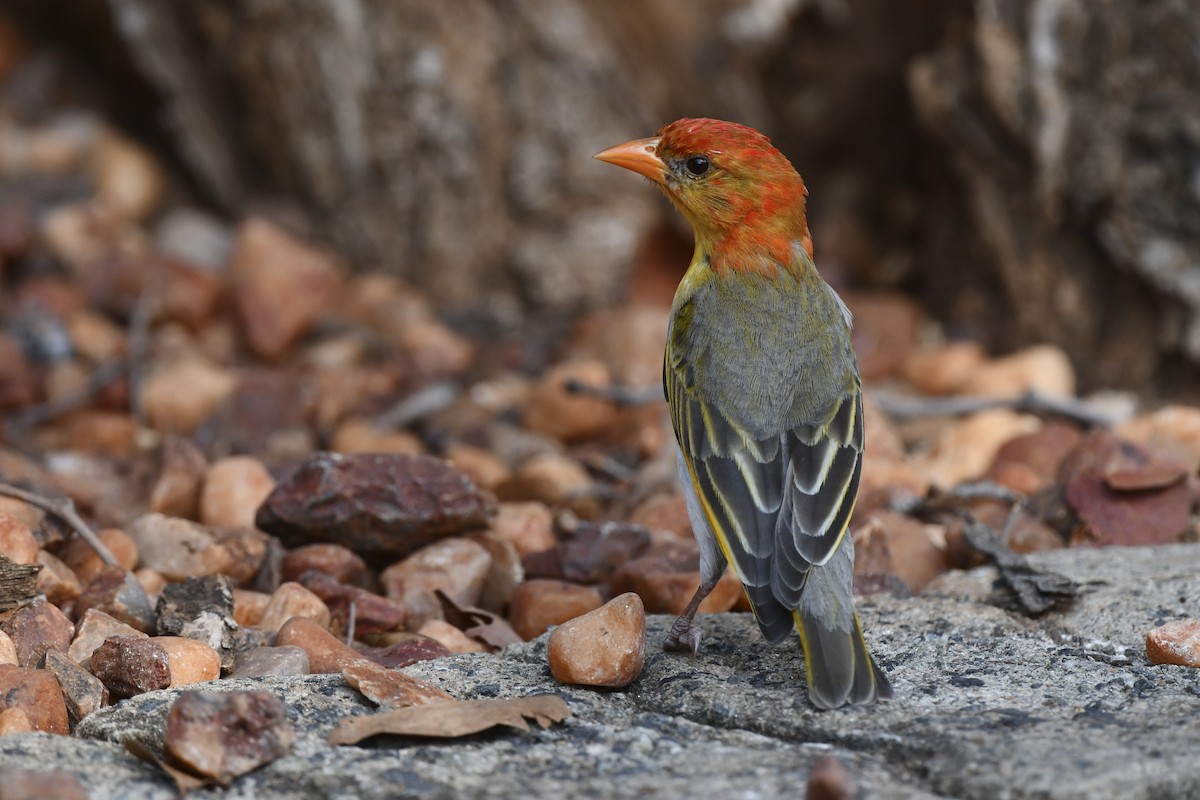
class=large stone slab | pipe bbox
[0,544,1195,799]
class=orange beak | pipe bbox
[594,136,666,184]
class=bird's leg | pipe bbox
[663,572,722,657]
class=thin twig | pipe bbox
[373,381,460,429]
[869,389,1119,428]
[0,482,118,567]
[127,289,159,424]
[891,480,1026,517]
[345,600,358,645]
[3,359,130,433]
[564,379,661,407]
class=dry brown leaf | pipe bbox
[1103,464,1187,492]
[328,695,571,745]
[125,739,214,794]
[435,589,523,650]
[342,661,454,709]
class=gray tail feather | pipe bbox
[795,608,892,710]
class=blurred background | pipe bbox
[4,0,1198,396]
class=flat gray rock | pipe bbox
[2,543,1197,799]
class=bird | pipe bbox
[595,118,892,710]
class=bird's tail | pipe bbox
[793,534,892,710]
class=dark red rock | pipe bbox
[89,634,171,698]
[164,691,294,784]
[0,664,69,734]
[255,452,495,559]
[354,636,451,669]
[0,597,73,668]
[295,570,406,634]
[523,521,652,584]
[282,543,367,585]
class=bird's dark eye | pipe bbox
[684,155,711,177]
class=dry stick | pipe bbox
[345,600,358,646]
[563,379,661,407]
[869,389,1118,428]
[0,482,119,567]
[126,288,159,424]
[4,358,129,433]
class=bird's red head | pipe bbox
[596,118,811,272]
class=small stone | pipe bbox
[488,501,558,558]
[257,582,332,633]
[156,575,238,670]
[67,309,126,363]
[153,636,221,687]
[628,493,693,540]
[0,512,38,563]
[548,593,646,688]
[200,455,276,529]
[295,571,406,635]
[149,435,208,518]
[0,769,88,799]
[135,567,168,598]
[0,664,69,733]
[0,334,36,409]
[274,617,367,674]
[74,564,156,633]
[69,608,146,667]
[140,358,238,434]
[0,597,73,668]
[89,634,171,698]
[853,511,949,593]
[35,550,82,606]
[523,521,652,584]
[0,630,16,665]
[256,451,495,560]
[806,755,855,800]
[231,217,343,359]
[164,691,294,783]
[499,453,598,517]
[0,707,33,735]
[281,543,366,585]
[960,344,1076,398]
[1118,405,1200,472]
[342,660,453,708]
[914,410,1042,489]
[611,544,744,615]
[416,620,488,654]
[445,443,511,491]
[127,513,237,580]
[330,418,425,455]
[91,130,165,222]
[379,538,492,629]
[43,649,107,725]
[228,645,310,678]
[1146,619,1200,668]
[903,341,988,395]
[508,579,604,640]
[467,530,524,612]
[62,527,138,586]
[233,589,271,627]
[523,360,619,442]
[155,207,233,269]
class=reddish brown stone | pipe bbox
[523,521,652,584]
[488,501,557,558]
[89,634,172,698]
[74,564,156,633]
[282,544,367,585]
[0,512,38,564]
[1146,619,1200,667]
[257,582,332,633]
[199,455,276,529]
[0,664,69,734]
[379,538,492,628]
[61,527,138,585]
[354,636,451,669]
[548,593,646,689]
[522,359,619,442]
[70,608,146,667]
[255,452,495,560]
[295,570,406,635]
[35,550,82,606]
[508,579,604,641]
[148,434,208,519]
[164,690,295,783]
[611,543,744,615]
[853,511,949,593]
[274,617,367,674]
[0,597,73,668]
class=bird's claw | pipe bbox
[663,618,702,657]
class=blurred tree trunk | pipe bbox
[96,0,795,322]
[904,0,1200,389]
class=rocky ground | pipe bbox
[0,14,1198,800]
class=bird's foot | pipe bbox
[663,616,702,657]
